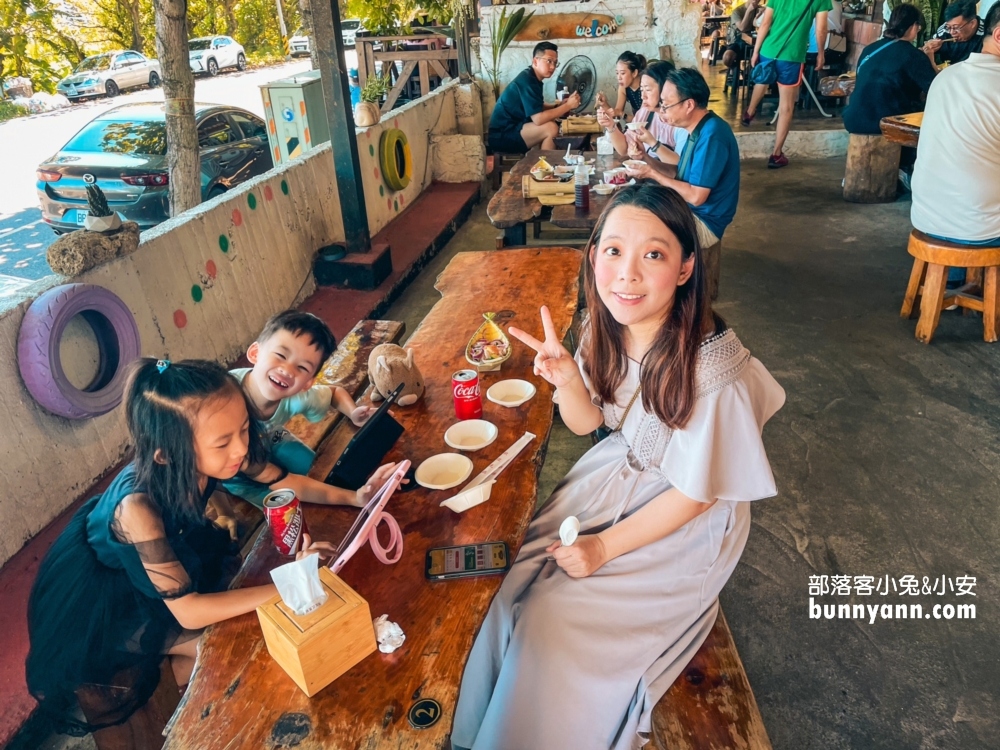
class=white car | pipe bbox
[289,29,311,57]
[56,51,161,101]
[189,36,247,76]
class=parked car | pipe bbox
[289,28,311,57]
[189,36,247,76]
[56,51,161,101]
[36,103,272,234]
[342,19,362,48]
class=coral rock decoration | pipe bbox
[46,223,140,277]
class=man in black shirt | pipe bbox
[488,42,581,153]
[923,0,985,69]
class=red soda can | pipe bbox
[452,369,483,420]
[262,489,310,556]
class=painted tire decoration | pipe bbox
[17,284,141,420]
[379,128,413,191]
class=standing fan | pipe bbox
[557,55,598,113]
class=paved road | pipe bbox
[0,58,335,297]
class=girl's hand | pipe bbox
[508,306,580,389]
[751,50,760,67]
[349,404,377,427]
[354,462,403,506]
[597,107,616,131]
[296,533,337,561]
[546,535,609,578]
[215,515,238,542]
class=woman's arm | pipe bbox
[549,487,717,577]
[165,584,279,631]
[597,108,628,154]
[612,86,627,118]
[751,7,774,65]
[554,376,605,436]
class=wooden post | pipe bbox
[312,0,370,254]
[843,134,900,204]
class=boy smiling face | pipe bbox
[245,329,325,413]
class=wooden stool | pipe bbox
[900,230,1000,343]
[703,240,722,301]
[843,134,900,204]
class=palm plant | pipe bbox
[482,7,533,100]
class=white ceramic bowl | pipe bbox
[444,419,498,451]
[440,481,495,513]
[593,184,614,196]
[415,453,473,490]
[486,379,537,408]
[603,168,627,185]
[623,159,645,171]
[626,121,642,130]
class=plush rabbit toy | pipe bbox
[368,344,425,406]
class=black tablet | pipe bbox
[324,382,405,491]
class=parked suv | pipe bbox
[56,51,161,101]
[189,36,247,76]
[342,19,362,47]
[289,28,311,57]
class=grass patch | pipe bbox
[0,100,29,122]
[247,50,291,69]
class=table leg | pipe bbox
[504,223,527,247]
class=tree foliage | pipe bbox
[0,0,85,93]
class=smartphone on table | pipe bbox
[425,541,511,581]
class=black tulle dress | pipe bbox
[25,464,238,735]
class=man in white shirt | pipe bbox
[911,3,1000,286]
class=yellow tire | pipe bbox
[379,128,412,191]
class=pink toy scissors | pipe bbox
[329,460,409,574]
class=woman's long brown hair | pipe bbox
[581,183,718,430]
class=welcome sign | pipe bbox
[513,13,622,41]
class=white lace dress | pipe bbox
[451,329,786,750]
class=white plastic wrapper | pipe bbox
[373,614,406,653]
[270,553,328,616]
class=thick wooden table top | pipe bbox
[164,247,582,750]
[880,111,923,148]
[549,151,627,230]
[488,149,624,229]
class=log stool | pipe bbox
[900,230,1000,343]
[703,240,722,301]
[843,134,901,204]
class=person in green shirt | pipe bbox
[742,0,832,168]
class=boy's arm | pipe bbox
[330,384,377,426]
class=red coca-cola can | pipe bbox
[262,489,310,556]
[453,369,483,420]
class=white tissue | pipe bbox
[270,553,328,616]
[373,614,406,653]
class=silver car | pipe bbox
[56,51,161,101]
[189,36,247,76]
[36,103,273,235]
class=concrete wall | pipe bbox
[0,81,476,567]
[479,0,703,109]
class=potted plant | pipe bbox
[83,184,123,233]
[482,6,533,100]
[355,75,389,127]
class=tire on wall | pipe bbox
[17,284,141,420]
[379,128,413,191]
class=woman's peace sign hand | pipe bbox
[508,306,580,389]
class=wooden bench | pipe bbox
[1,318,403,750]
[651,608,772,749]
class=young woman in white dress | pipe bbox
[451,183,785,750]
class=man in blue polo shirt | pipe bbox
[488,42,581,153]
[622,68,740,248]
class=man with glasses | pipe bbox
[488,42,581,154]
[622,68,740,249]
[911,3,1000,290]
[923,0,985,69]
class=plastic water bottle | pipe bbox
[574,162,590,210]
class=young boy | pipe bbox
[224,310,390,510]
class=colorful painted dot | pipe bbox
[206,260,217,279]
[387,197,393,210]
[369,144,375,156]
[399,193,405,206]
[247,193,257,210]
[264,185,274,202]
[379,185,384,197]
[394,118,399,129]
[374,167,380,180]
[394,199,398,212]
[173,309,187,328]
[191,285,203,303]
[281,179,289,195]
[232,209,243,227]
[219,234,229,253]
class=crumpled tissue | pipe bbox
[373,614,406,653]
[270,553,328,616]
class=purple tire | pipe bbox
[17,284,141,420]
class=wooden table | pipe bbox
[880,111,923,148]
[487,149,625,246]
[164,247,582,750]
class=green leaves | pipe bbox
[482,6,534,99]
[86,183,113,217]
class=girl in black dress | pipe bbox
[26,358,333,735]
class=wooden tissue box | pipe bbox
[256,566,377,696]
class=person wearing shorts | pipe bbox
[742,0,832,168]
[487,42,581,153]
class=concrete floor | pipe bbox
[392,158,1000,748]
[36,158,1000,749]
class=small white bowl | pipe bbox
[440,481,495,513]
[626,121,643,130]
[444,419,498,451]
[623,159,645,171]
[486,379,537,408]
[415,453,473,490]
[593,184,614,196]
